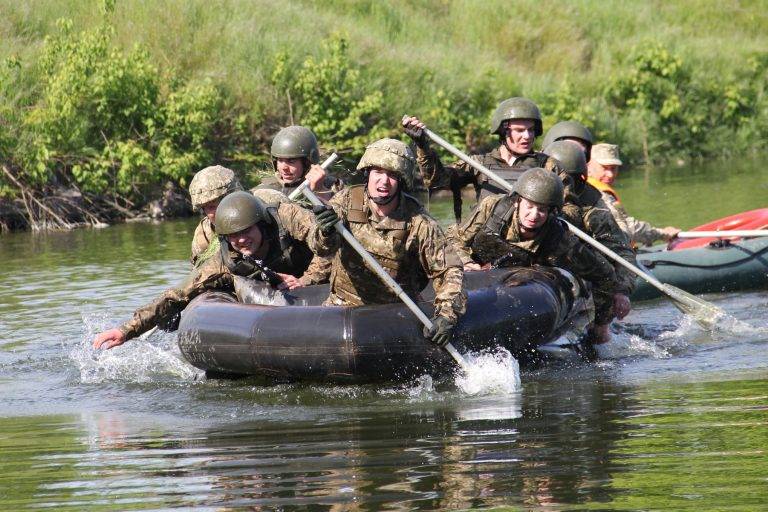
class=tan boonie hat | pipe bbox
[591,143,623,166]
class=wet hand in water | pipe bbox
[589,323,611,344]
[613,293,631,319]
[276,273,304,290]
[401,115,426,142]
[92,328,127,350]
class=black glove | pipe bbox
[423,315,455,348]
[312,205,339,236]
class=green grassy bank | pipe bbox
[1,0,766,227]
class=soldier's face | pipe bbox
[588,161,619,185]
[201,199,220,223]
[227,224,264,257]
[276,157,306,184]
[518,197,550,231]
[367,168,399,201]
[503,119,536,154]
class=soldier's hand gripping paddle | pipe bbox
[287,153,340,201]
[300,186,471,373]
[418,123,727,330]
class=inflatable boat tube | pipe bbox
[631,236,768,301]
[177,267,591,383]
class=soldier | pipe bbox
[587,143,681,246]
[93,191,326,350]
[309,138,466,347]
[541,120,594,160]
[448,167,618,343]
[402,97,573,218]
[256,125,342,206]
[544,140,635,319]
[188,165,243,266]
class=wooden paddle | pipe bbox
[300,187,471,372]
[419,125,726,330]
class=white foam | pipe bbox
[454,348,521,395]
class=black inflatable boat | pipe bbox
[177,267,591,383]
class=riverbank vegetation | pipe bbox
[1,0,766,230]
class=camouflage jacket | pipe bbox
[309,186,466,324]
[561,182,638,295]
[415,143,574,201]
[448,193,618,324]
[190,217,216,266]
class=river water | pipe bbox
[1,158,767,510]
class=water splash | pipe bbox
[74,315,203,384]
[454,348,521,395]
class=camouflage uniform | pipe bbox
[120,202,325,340]
[190,216,217,266]
[587,177,669,246]
[449,193,618,324]
[309,185,466,324]
[562,182,638,296]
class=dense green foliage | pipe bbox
[1,0,766,206]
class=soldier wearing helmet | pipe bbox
[447,167,618,344]
[545,140,637,320]
[309,138,466,348]
[402,98,571,219]
[188,165,243,266]
[541,120,594,161]
[256,125,343,206]
[93,191,327,350]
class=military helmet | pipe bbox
[489,97,543,137]
[543,140,587,178]
[541,121,594,152]
[270,125,320,164]
[188,165,243,209]
[215,191,271,235]
[356,138,417,191]
[513,167,564,208]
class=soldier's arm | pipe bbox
[117,257,233,341]
[583,202,638,295]
[557,232,618,324]
[307,188,348,256]
[447,195,500,266]
[413,217,467,324]
[624,214,668,246]
[276,202,332,285]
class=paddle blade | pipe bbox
[661,283,726,330]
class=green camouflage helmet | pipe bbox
[356,138,416,191]
[489,97,543,137]
[513,167,564,208]
[270,125,320,164]
[541,121,594,151]
[543,140,587,178]
[215,191,271,235]
[189,165,243,209]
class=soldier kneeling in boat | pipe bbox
[544,140,637,320]
[309,138,466,348]
[92,191,327,350]
[447,167,619,344]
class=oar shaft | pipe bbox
[287,153,340,200]
[677,230,768,238]
[301,187,470,372]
